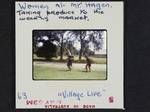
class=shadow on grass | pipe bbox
[82,71,88,72]
[57,69,93,73]
[58,69,72,72]
[33,57,107,64]
[33,58,66,62]
[58,69,90,73]
[33,58,87,63]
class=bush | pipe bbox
[36,41,58,60]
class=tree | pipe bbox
[33,30,73,60]
[33,31,59,60]
[86,31,104,51]
[36,40,57,60]
[67,30,104,60]
[51,31,66,60]
[67,31,86,60]
[33,30,105,61]
[78,31,87,60]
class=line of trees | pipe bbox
[33,30,105,60]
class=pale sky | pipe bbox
[64,31,107,54]
[36,31,107,54]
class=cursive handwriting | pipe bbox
[58,89,105,101]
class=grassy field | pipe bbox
[33,62,107,80]
[34,55,107,64]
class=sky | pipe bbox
[64,31,107,54]
[37,30,107,55]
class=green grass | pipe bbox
[33,64,106,80]
[34,55,106,64]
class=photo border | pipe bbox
[32,29,108,81]
[14,0,125,111]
